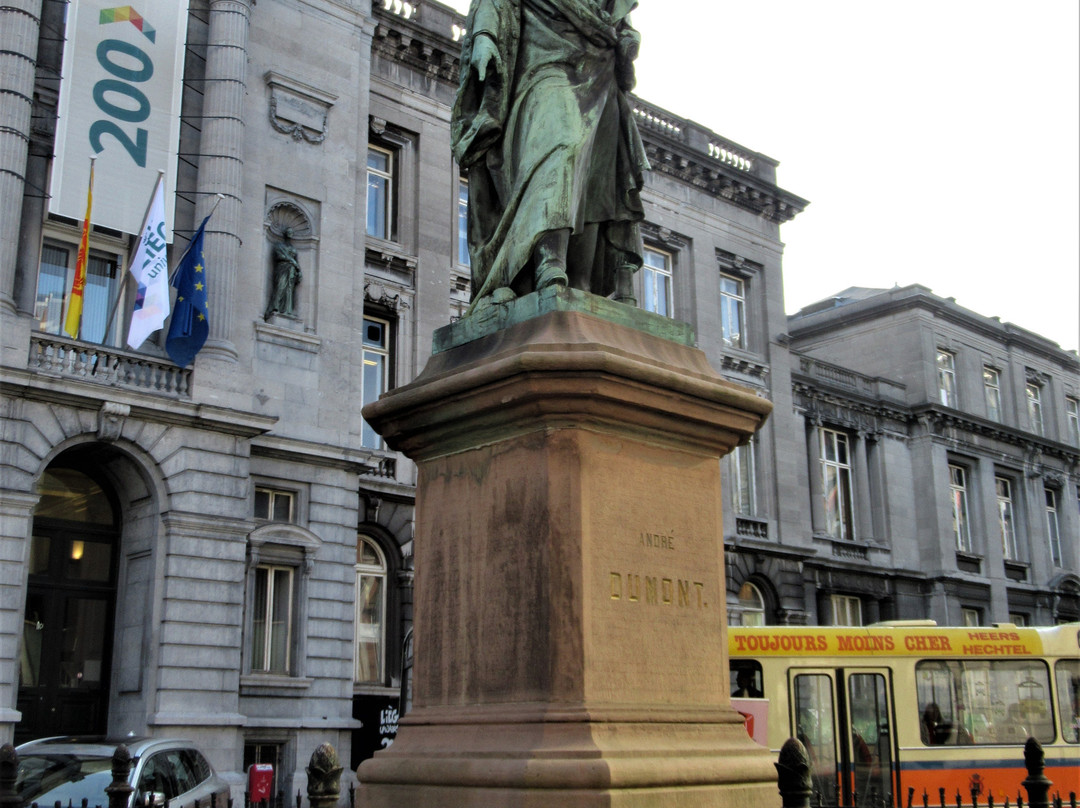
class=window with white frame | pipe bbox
[961,607,981,627]
[244,526,317,682]
[737,581,765,627]
[1026,382,1044,435]
[457,178,470,267]
[948,464,972,553]
[251,564,294,675]
[255,488,295,523]
[35,239,126,345]
[641,246,672,317]
[361,316,390,449]
[728,442,756,516]
[830,594,862,626]
[367,145,394,241]
[719,274,746,350]
[983,367,1002,422]
[1066,397,1079,447]
[937,350,957,408]
[355,536,387,683]
[1008,613,1028,627]
[1045,488,1062,567]
[996,476,1018,560]
[820,428,855,540]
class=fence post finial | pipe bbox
[1021,737,1052,808]
[306,743,343,808]
[775,737,812,808]
[105,745,134,808]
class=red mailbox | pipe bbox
[248,764,274,803]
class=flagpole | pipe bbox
[104,170,166,346]
[170,194,224,283]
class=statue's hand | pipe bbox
[471,33,502,83]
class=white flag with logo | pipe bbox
[126,175,170,349]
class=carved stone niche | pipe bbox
[265,71,338,144]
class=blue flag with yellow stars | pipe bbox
[166,214,211,367]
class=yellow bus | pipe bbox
[729,622,1080,806]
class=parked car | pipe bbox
[15,737,230,808]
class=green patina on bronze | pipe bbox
[452,0,649,313]
[433,286,695,353]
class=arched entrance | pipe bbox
[17,463,120,742]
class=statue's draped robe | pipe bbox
[451,0,648,303]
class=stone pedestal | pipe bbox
[358,290,776,807]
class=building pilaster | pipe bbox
[0,0,42,313]
[806,419,825,534]
[854,431,874,541]
[197,0,252,362]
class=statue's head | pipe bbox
[283,227,293,239]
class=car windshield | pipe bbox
[16,753,115,808]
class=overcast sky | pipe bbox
[442,0,1079,352]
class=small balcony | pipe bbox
[28,333,192,398]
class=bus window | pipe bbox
[848,673,893,807]
[731,661,763,698]
[915,659,1054,745]
[1056,659,1080,744]
[915,662,957,744]
[793,673,838,806]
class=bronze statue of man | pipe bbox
[265,229,302,319]
[451,0,648,312]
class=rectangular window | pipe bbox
[983,367,1001,422]
[1026,383,1043,435]
[35,241,124,345]
[719,274,746,350]
[251,565,293,675]
[361,316,390,449]
[948,464,972,552]
[793,674,838,805]
[641,246,672,317]
[367,145,394,240]
[1045,488,1062,567]
[254,488,295,523]
[457,178,470,266]
[1056,660,1080,744]
[729,442,756,516]
[916,659,1054,745]
[1008,613,1028,627]
[937,350,957,408]
[820,428,855,540]
[961,607,981,627]
[830,594,862,626]
[996,477,1017,560]
[1067,397,1079,446]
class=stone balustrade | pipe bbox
[29,334,192,397]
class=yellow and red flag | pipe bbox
[63,158,95,338]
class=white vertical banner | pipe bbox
[50,1,190,238]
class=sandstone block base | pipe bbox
[359,296,776,806]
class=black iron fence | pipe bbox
[776,736,1078,808]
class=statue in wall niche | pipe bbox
[264,229,302,319]
[451,0,649,314]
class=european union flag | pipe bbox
[166,215,211,367]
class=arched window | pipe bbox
[738,581,766,627]
[355,536,387,683]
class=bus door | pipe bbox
[842,669,897,808]
[790,668,898,807]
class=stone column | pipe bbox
[359,289,777,807]
[806,419,825,534]
[0,0,42,313]
[854,431,873,541]
[196,0,251,362]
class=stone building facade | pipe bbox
[0,0,1076,799]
